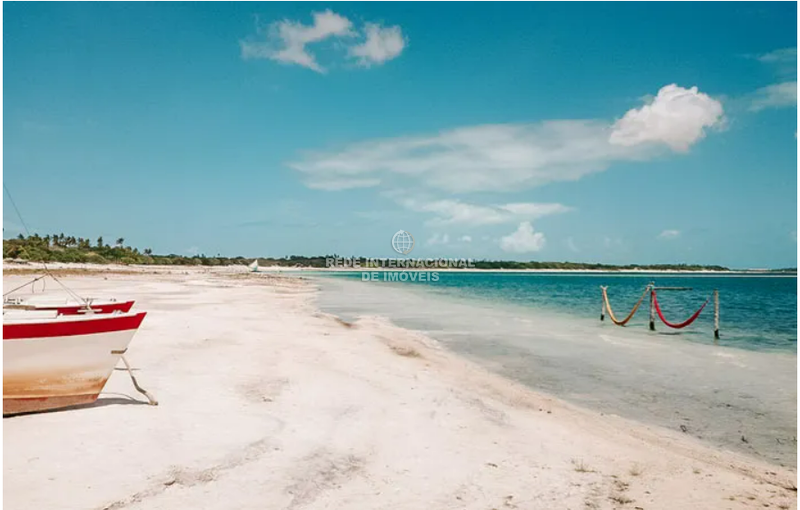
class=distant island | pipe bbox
[3,233,796,273]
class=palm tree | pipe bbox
[115,237,124,247]
[97,236,104,248]
[144,248,153,256]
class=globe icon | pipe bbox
[391,230,415,255]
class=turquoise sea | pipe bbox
[323,272,797,352]
[312,271,797,467]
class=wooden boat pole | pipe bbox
[116,353,158,406]
[648,287,656,331]
[713,290,720,342]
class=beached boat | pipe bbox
[3,310,147,415]
[3,296,135,315]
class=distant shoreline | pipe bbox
[4,235,796,274]
[3,261,795,277]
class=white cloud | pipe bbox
[749,81,797,111]
[757,47,797,65]
[609,85,724,152]
[291,84,724,192]
[349,23,406,67]
[658,229,681,240]
[396,197,571,226]
[241,12,406,73]
[499,202,573,217]
[747,48,797,113]
[460,235,472,243]
[426,233,449,246]
[310,177,381,191]
[755,47,797,77]
[500,222,546,253]
[241,10,354,73]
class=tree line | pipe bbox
[5,233,791,272]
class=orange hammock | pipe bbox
[601,285,650,326]
[653,291,709,329]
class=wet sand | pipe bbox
[316,276,798,468]
[3,268,797,510]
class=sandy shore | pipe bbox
[3,268,797,510]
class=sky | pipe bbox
[3,2,797,268]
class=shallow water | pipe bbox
[313,274,797,467]
[323,272,797,352]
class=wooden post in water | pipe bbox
[713,290,720,342]
[648,287,656,331]
[600,287,606,321]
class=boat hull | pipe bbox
[3,312,146,415]
[4,394,101,416]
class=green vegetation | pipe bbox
[3,233,247,267]
[4,233,794,272]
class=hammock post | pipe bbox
[600,287,606,321]
[713,290,720,341]
[648,288,655,331]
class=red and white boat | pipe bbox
[3,310,147,415]
[3,296,135,315]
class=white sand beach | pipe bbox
[3,268,797,510]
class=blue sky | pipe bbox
[3,2,797,268]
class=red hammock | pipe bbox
[652,291,709,329]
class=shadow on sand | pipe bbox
[4,376,154,419]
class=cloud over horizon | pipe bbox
[500,222,546,253]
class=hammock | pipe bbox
[601,285,650,326]
[652,291,709,329]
